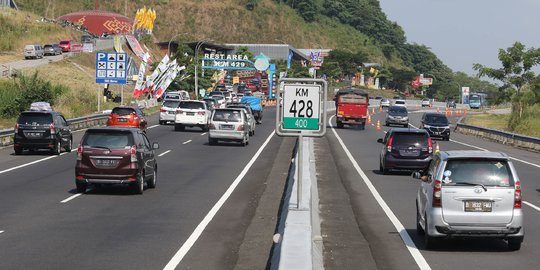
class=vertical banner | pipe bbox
[287,50,293,69]
[133,62,146,98]
[114,36,123,52]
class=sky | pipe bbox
[379,0,540,76]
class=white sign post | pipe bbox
[276,78,327,208]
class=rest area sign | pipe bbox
[275,78,327,137]
[95,52,128,84]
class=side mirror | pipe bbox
[152,142,159,150]
[377,138,383,144]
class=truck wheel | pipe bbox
[337,122,344,128]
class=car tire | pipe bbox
[64,138,72,152]
[147,169,157,189]
[336,122,344,128]
[424,215,438,249]
[507,238,522,251]
[208,138,218,145]
[416,204,425,235]
[159,120,165,125]
[54,140,62,155]
[380,162,388,174]
[76,181,87,193]
[445,136,450,141]
[14,147,22,155]
[132,173,144,194]
[404,123,409,128]
[201,125,208,132]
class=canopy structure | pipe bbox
[57,10,134,36]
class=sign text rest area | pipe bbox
[283,84,321,130]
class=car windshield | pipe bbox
[162,101,180,108]
[179,101,205,110]
[83,131,133,150]
[60,41,69,45]
[392,132,428,146]
[17,113,53,125]
[112,107,136,116]
[395,100,405,104]
[426,115,448,124]
[443,159,514,187]
[44,45,53,48]
[209,92,223,97]
[389,107,407,115]
[213,110,242,122]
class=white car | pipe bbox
[393,99,406,107]
[208,108,250,146]
[380,98,391,108]
[174,100,210,131]
[421,98,432,107]
[159,100,181,125]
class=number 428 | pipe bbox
[289,100,313,118]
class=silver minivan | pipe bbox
[414,150,524,250]
[208,108,249,146]
[24,44,44,59]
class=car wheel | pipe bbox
[132,173,144,194]
[507,238,522,251]
[201,125,209,132]
[76,181,87,193]
[416,204,425,235]
[445,136,450,141]
[14,147,22,155]
[404,123,409,128]
[64,138,72,152]
[54,140,62,155]
[336,121,344,128]
[208,138,218,145]
[159,120,165,125]
[147,169,157,189]
[424,214,438,249]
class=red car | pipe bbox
[107,106,147,132]
[58,40,71,52]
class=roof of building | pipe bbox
[57,10,133,36]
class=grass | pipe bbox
[464,113,510,131]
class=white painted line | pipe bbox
[163,130,276,270]
[200,132,207,136]
[61,193,83,203]
[0,155,57,175]
[329,116,431,270]
[158,150,171,157]
[0,230,4,234]
[524,201,540,212]
[148,124,159,129]
[182,140,192,145]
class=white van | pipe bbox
[24,44,44,59]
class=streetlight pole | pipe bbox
[194,39,212,99]
[168,32,188,57]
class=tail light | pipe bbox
[428,137,433,153]
[387,136,393,152]
[130,145,137,163]
[514,181,522,208]
[176,109,183,114]
[208,123,216,130]
[237,125,245,131]
[197,111,206,115]
[108,115,113,120]
[14,123,19,133]
[432,180,442,207]
[160,108,166,112]
[77,144,83,161]
[50,123,56,134]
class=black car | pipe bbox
[421,112,451,141]
[75,127,158,194]
[378,128,433,174]
[446,99,456,108]
[13,111,72,155]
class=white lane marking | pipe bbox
[158,150,171,157]
[61,193,83,203]
[524,201,540,212]
[330,115,431,270]
[201,132,207,136]
[148,124,159,129]
[0,155,57,175]
[0,230,4,234]
[182,140,192,145]
[164,130,276,270]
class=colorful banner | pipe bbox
[134,7,157,33]
[133,62,147,98]
[125,34,149,63]
[114,36,123,52]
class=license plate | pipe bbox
[95,159,119,167]
[26,132,43,137]
[186,112,195,116]
[220,124,234,130]
[465,201,492,212]
[168,111,175,114]
[434,132,441,135]
[118,118,128,122]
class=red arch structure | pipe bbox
[57,10,134,36]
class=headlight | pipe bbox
[403,116,409,120]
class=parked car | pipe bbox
[385,106,409,127]
[159,100,181,125]
[58,40,71,52]
[413,150,523,250]
[380,98,391,108]
[75,127,158,194]
[227,102,256,136]
[446,99,457,108]
[378,128,433,174]
[174,100,210,131]
[421,98,432,107]
[13,109,72,155]
[393,99,406,107]
[421,113,451,141]
[208,108,250,146]
[43,44,62,56]
[107,106,148,132]
[24,44,44,59]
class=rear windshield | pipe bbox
[179,101,205,110]
[339,94,367,104]
[209,92,224,97]
[213,110,242,122]
[392,132,428,146]
[425,115,448,124]
[395,100,405,104]
[162,101,180,108]
[17,113,53,125]
[443,159,514,187]
[112,107,136,115]
[60,41,69,45]
[44,45,53,48]
[83,131,133,149]
[389,107,407,114]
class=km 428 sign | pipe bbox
[282,84,321,130]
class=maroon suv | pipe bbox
[75,127,158,194]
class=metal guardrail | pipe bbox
[455,117,540,152]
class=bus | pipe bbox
[468,92,488,109]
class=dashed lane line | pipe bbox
[148,124,160,129]
[201,132,207,136]
[523,201,540,212]
[0,156,57,175]
[60,193,84,203]
[182,140,192,145]
[158,150,171,157]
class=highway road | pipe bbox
[323,104,540,270]
[0,107,284,269]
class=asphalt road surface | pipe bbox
[324,105,540,270]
